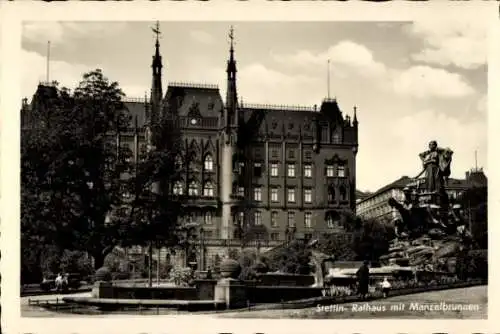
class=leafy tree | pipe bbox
[124,108,184,286]
[352,218,394,261]
[316,233,357,261]
[458,186,487,249]
[268,239,312,275]
[21,69,131,272]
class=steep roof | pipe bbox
[122,99,148,128]
[164,83,224,118]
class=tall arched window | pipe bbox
[188,181,199,196]
[204,154,214,171]
[328,185,335,202]
[173,181,184,195]
[203,182,214,197]
[339,185,347,201]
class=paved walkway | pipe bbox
[218,285,487,319]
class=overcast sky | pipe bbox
[21,21,487,192]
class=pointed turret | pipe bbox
[150,21,163,125]
[225,26,238,131]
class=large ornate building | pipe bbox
[22,25,359,270]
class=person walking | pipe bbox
[356,260,370,300]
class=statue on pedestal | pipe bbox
[418,140,453,196]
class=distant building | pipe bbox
[355,190,372,204]
[21,25,360,270]
[356,168,487,222]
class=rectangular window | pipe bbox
[238,186,244,197]
[304,212,312,228]
[288,212,296,227]
[287,164,295,177]
[255,232,264,240]
[304,150,312,160]
[271,188,279,202]
[288,149,295,159]
[287,188,296,203]
[205,231,214,239]
[238,162,245,174]
[254,211,262,225]
[254,162,262,177]
[304,164,312,178]
[304,189,312,203]
[270,163,279,177]
[271,211,279,228]
[271,232,280,241]
[327,216,338,228]
[326,164,335,177]
[338,165,346,177]
[271,149,279,158]
[304,233,313,241]
[254,187,262,201]
[204,212,213,225]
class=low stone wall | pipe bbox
[95,284,198,300]
[247,286,323,303]
[256,273,315,287]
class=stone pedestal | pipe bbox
[196,279,217,300]
[214,278,247,309]
[91,281,113,299]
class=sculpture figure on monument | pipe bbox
[418,140,453,205]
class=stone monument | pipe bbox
[383,141,472,272]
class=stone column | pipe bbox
[214,278,247,309]
[220,137,234,242]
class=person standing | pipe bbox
[55,273,63,292]
[381,276,391,298]
[356,260,370,300]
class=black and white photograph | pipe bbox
[14,18,489,322]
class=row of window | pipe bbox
[173,181,215,197]
[173,154,348,179]
[187,211,341,230]
[252,211,340,228]
[244,162,346,178]
[251,186,349,202]
[251,187,313,203]
[175,154,215,171]
[173,181,349,202]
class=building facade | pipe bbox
[22,26,359,270]
[356,169,487,223]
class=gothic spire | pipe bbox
[150,21,163,124]
[227,26,237,75]
[225,25,238,129]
